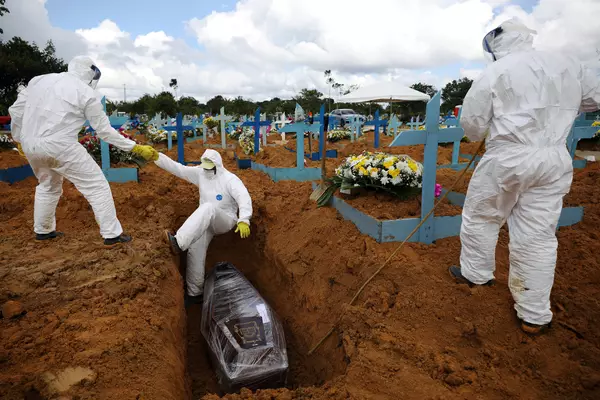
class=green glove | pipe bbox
[132,144,159,161]
[235,222,250,239]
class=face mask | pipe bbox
[89,65,101,89]
[203,167,217,176]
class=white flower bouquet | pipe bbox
[0,133,16,150]
[238,128,256,156]
[327,128,351,142]
[317,151,423,206]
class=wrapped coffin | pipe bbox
[201,262,288,393]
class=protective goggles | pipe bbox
[482,26,503,61]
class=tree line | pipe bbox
[0,32,473,119]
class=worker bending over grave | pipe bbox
[449,19,600,335]
[158,149,252,306]
[8,56,159,245]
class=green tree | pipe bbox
[178,96,200,115]
[293,88,323,114]
[390,82,438,117]
[206,95,228,114]
[0,37,68,114]
[0,0,9,35]
[152,91,177,118]
[441,78,473,113]
[229,96,255,117]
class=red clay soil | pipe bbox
[0,150,28,169]
[1,140,600,399]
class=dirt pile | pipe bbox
[0,150,28,169]
[1,140,600,399]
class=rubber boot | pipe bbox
[448,266,495,287]
[164,230,182,255]
[35,231,64,241]
[104,234,132,246]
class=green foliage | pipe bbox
[0,37,67,114]
[389,82,438,118]
[441,77,473,113]
[0,0,9,35]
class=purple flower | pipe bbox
[435,183,442,198]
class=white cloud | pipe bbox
[1,0,600,103]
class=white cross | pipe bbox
[213,107,233,148]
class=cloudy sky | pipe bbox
[2,0,599,103]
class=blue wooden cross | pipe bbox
[241,108,272,151]
[162,113,198,165]
[252,104,321,182]
[388,114,403,137]
[567,114,599,169]
[363,110,387,148]
[99,97,138,183]
[387,92,464,243]
[348,116,363,142]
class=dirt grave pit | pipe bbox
[2,141,600,400]
[185,233,347,398]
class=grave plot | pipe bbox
[0,134,33,184]
[2,125,600,400]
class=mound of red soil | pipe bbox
[1,140,599,400]
[0,149,28,169]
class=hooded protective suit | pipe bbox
[155,149,252,296]
[8,56,137,239]
[459,19,600,325]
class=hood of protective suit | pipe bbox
[200,149,224,174]
[68,56,101,88]
[483,18,536,61]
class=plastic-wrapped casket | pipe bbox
[201,262,288,393]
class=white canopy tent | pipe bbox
[341,81,431,104]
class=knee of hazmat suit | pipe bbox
[459,18,600,325]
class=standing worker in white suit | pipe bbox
[449,19,600,335]
[8,56,159,245]
[157,149,252,306]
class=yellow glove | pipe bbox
[16,143,26,159]
[132,144,159,161]
[235,222,251,239]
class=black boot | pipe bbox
[520,320,551,336]
[164,230,182,255]
[35,231,64,241]
[184,293,203,308]
[449,266,495,287]
[104,234,133,246]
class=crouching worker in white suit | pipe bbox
[8,56,159,245]
[157,149,252,306]
[449,19,600,336]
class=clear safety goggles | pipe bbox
[482,26,503,62]
[89,65,102,89]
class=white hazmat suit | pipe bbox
[459,19,600,326]
[155,149,252,296]
[8,56,154,241]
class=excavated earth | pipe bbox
[1,136,600,400]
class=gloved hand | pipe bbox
[235,222,251,239]
[16,143,26,159]
[131,145,159,161]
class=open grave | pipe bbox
[2,127,600,399]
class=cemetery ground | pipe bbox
[1,138,600,400]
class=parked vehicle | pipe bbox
[329,109,366,126]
